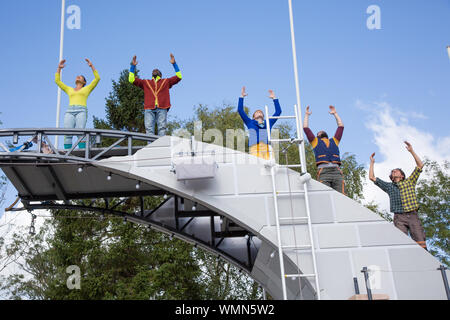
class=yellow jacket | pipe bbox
[55,70,100,107]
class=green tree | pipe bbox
[364,201,393,222]
[94,70,145,133]
[1,204,205,300]
[416,160,449,265]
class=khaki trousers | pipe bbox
[393,212,427,249]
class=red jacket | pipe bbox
[132,76,181,110]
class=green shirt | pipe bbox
[374,167,422,213]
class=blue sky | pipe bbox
[0,0,449,213]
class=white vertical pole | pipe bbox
[288,0,321,300]
[447,46,450,61]
[55,0,66,148]
[287,0,307,174]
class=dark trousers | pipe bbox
[393,212,427,249]
[317,166,345,194]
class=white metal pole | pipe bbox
[287,0,307,174]
[288,0,321,300]
[447,46,450,61]
[55,0,66,148]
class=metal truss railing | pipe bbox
[0,128,259,276]
[18,194,257,272]
[0,128,158,161]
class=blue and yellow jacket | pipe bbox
[238,97,282,147]
[311,137,341,165]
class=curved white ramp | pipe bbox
[94,136,448,300]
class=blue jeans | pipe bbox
[144,108,168,136]
[64,105,87,146]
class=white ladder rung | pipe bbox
[275,191,305,196]
[277,164,302,169]
[279,217,308,222]
[282,244,312,250]
[270,138,303,144]
[285,274,316,278]
[268,115,297,120]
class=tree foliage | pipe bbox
[1,204,204,300]
[93,70,145,133]
[416,160,449,265]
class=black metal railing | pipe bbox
[0,128,159,161]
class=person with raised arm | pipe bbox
[129,54,182,136]
[238,86,282,160]
[55,58,100,149]
[303,105,345,193]
[369,142,427,250]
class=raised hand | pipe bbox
[241,86,248,98]
[404,141,413,153]
[58,60,66,69]
[268,90,276,99]
[85,58,93,68]
[305,106,312,116]
[131,55,138,66]
[170,53,176,64]
[329,105,337,115]
[370,152,376,163]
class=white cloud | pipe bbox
[360,101,450,214]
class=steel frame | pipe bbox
[21,194,257,271]
[1,128,258,273]
[0,128,158,161]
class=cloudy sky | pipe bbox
[0,0,449,214]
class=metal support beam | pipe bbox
[19,195,260,275]
[139,196,144,217]
[174,195,180,230]
[216,237,225,248]
[353,277,360,295]
[247,236,252,268]
[177,211,220,218]
[214,230,249,238]
[41,165,68,201]
[144,195,173,218]
[438,265,450,300]
[210,215,215,247]
[179,217,194,232]
[361,267,373,300]
[20,190,166,202]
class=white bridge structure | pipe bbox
[0,129,448,300]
